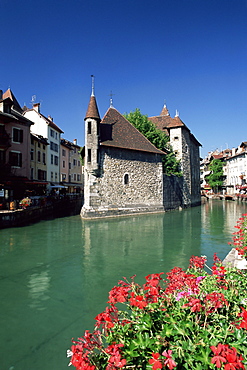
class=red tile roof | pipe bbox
[149,106,201,147]
[24,108,64,133]
[3,88,23,112]
[100,107,165,155]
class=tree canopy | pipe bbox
[206,158,224,192]
[124,109,182,176]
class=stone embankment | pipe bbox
[223,248,247,269]
[0,195,83,229]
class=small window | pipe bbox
[13,128,23,143]
[174,136,179,141]
[38,151,41,162]
[51,154,53,164]
[51,171,53,179]
[9,151,22,167]
[62,149,66,157]
[63,160,65,168]
[43,153,46,164]
[124,173,129,185]
[88,121,92,134]
[54,155,58,165]
[88,149,91,163]
[30,149,34,161]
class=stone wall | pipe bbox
[81,147,164,217]
[190,137,201,206]
[163,174,183,210]
[169,125,201,207]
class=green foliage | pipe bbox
[68,252,247,369]
[124,109,182,176]
[206,159,224,192]
[79,146,85,166]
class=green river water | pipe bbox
[1,200,247,370]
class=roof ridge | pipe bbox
[100,107,165,155]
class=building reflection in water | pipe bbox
[28,268,50,311]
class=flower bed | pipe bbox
[228,213,247,260]
[68,215,247,369]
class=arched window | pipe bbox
[124,173,129,185]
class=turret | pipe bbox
[84,76,101,175]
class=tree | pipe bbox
[124,109,182,176]
[206,159,224,193]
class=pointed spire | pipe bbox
[160,101,170,116]
[91,75,95,96]
[85,76,100,121]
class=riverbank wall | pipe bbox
[0,196,83,229]
[223,248,247,269]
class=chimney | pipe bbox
[48,115,53,122]
[73,139,77,145]
[33,102,40,113]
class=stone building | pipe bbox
[149,104,201,207]
[81,91,165,218]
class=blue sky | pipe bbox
[1,0,246,157]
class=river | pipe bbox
[0,200,247,370]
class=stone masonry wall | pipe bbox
[181,128,192,206]
[163,174,183,210]
[97,147,164,209]
[189,140,201,206]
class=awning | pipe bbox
[50,185,67,189]
[26,181,48,185]
[61,182,83,187]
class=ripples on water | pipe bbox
[0,200,247,369]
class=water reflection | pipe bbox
[201,200,247,266]
[1,200,247,370]
[28,267,50,311]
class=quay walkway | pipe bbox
[0,195,83,229]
